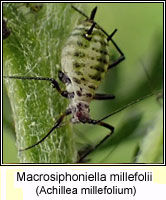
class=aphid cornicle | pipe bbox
[4,6,125,162]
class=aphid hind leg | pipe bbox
[107,29,125,70]
[78,120,114,163]
[3,75,73,98]
[93,93,115,100]
[19,109,72,151]
[58,70,71,84]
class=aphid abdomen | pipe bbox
[61,21,110,101]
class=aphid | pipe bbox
[3,18,11,40]
[4,6,126,162]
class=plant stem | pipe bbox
[3,3,84,163]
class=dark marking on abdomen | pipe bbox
[75,71,83,76]
[81,77,86,81]
[73,77,81,84]
[92,39,108,47]
[89,73,101,81]
[76,90,82,96]
[90,65,105,73]
[74,51,86,58]
[97,57,108,64]
[86,93,92,98]
[88,85,96,90]
[77,41,88,48]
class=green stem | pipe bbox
[3,3,84,163]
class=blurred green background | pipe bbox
[3,3,163,163]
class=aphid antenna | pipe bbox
[3,75,52,81]
[98,90,162,122]
[71,5,89,19]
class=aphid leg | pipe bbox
[3,75,73,98]
[93,93,115,100]
[19,109,72,151]
[78,120,114,163]
[107,29,125,70]
[58,70,71,84]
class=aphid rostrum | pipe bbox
[4,6,126,162]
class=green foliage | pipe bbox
[136,109,163,163]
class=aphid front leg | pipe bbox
[78,119,114,163]
[3,75,73,99]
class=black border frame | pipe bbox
[1,0,165,166]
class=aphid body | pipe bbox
[61,15,110,124]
